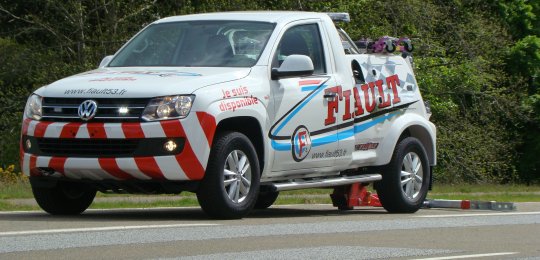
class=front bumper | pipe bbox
[20,116,215,181]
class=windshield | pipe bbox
[109,21,275,67]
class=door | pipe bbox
[269,22,340,171]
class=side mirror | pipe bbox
[271,55,314,80]
[99,55,114,68]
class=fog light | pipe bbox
[164,140,177,152]
[25,139,32,150]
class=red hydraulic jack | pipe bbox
[330,183,382,210]
[330,183,517,211]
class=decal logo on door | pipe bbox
[292,125,312,162]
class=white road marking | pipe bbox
[0,210,42,215]
[0,206,204,215]
[0,223,219,237]
[85,206,203,211]
[417,211,540,218]
[412,252,518,260]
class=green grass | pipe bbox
[92,194,332,209]
[90,197,200,209]
[0,182,33,199]
[1,183,539,211]
[0,200,38,211]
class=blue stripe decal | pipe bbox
[309,112,401,148]
[335,127,355,142]
[272,84,327,136]
[301,85,318,92]
[353,115,389,133]
[271,140,291,151]
[312,133,339,147]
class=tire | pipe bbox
[197,132,260,219]
[254,190,279,209]
[404,42,414,52]
[376,137,430,213]
[385,41,396,53]
[32,181,96,215]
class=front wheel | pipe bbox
[197,132,260,219]
[32,181,96,215]
[376,137,430,213]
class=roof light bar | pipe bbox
[326,13,350,23]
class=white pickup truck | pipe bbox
[21,11,436,219]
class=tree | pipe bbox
[0,0,537,183]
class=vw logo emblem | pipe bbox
[78,100,98,121]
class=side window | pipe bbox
[273,24,326,74]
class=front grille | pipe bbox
[37,138,139,157]
[42,97,150,122]
[24,136,185,158]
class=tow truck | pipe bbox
[21,12,436,219]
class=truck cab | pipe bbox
[21,11,436,219]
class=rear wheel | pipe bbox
[376,137,430,213]
[197,132,260,219]
[32,181,96,215]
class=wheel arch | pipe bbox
[213,116,265,172]
[375,114,436,167]
[405,124,436,166]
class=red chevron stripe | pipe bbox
[29,155,40,176]
[19,143,24,171]
[21,118,32,135]
[20,119,32,171]
[159,120,204,180]
[33,121,54,137]
[98,158,133,180]
[87,123,107,138]
[175,141,205,180]
[48,157,67,176]
[122,122,145,138]
[59,122,82,138]
[159,120,185,137]
[134,157,165,179]
[196,112,217,146]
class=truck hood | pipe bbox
[36,67,251,98]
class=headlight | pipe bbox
[24,94,42,120]
[142,95,194,121]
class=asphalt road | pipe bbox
[0,203,539,259]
